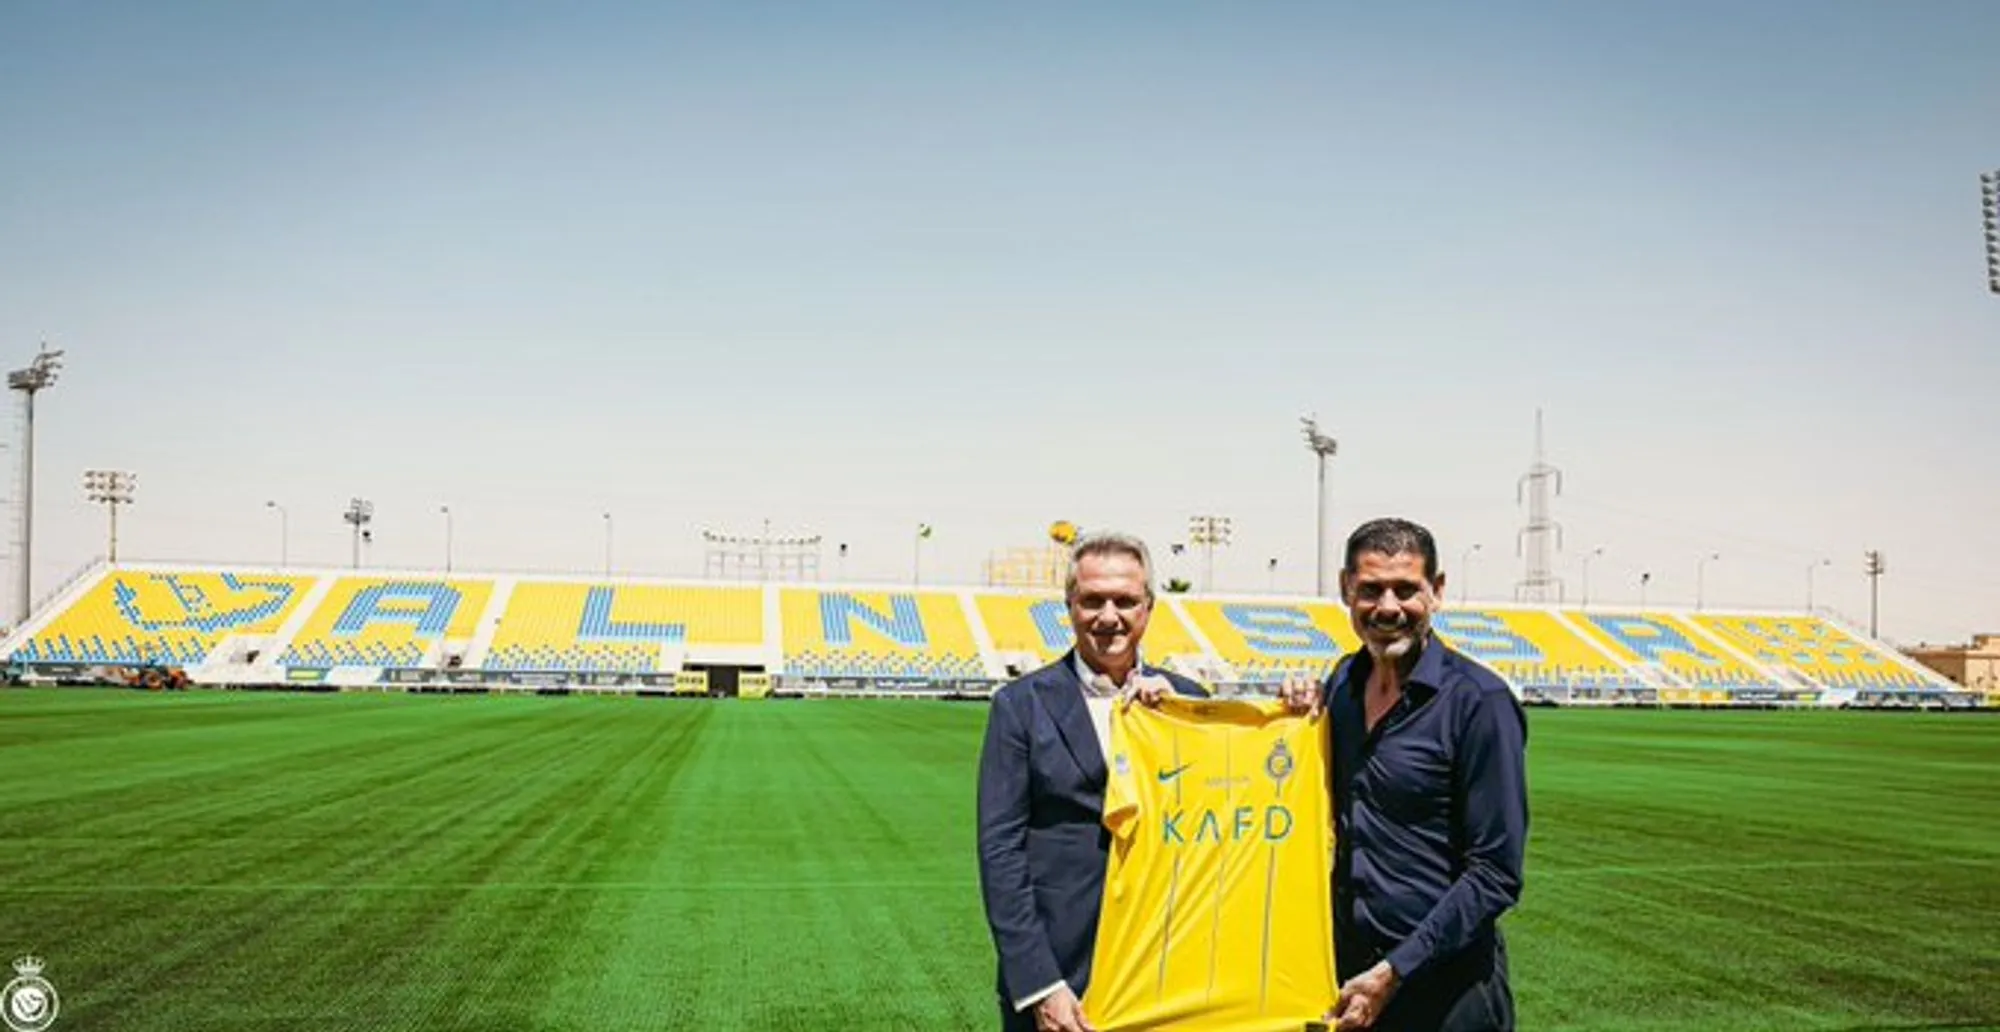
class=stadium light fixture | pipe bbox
[1299,415,1338,598]
[1580,546,1605,609]
[83,469,136,564]
[913,523,935,586]
[266,501,289,567]
[343,498,375,570]
[9,344,64,622]
[1805,558,1832,614]
[1638,571,1652,611]
[1188,515,1233,593]
[1981,169,1999,295]
[440,505,453,574]
[1458,543,1482,601]
[704,523,824,582]
[602,512,613,578]
[1695,552,1720,612]
[1266,557,1278,593]
[1863,549,1886,638]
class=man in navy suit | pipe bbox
[976,530,1208,1032]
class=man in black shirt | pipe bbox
[1284,517,1529,1031]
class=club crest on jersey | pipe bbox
[1114,752,1130,777]
[1266,738,1295,785]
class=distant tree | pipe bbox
[1164,578,1193,594]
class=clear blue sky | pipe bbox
[3,1,1996,643]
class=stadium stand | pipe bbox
[1435,608,1645,694]
[2,564,1967,705]
[1571,612,1780,694]
[12,571,311,666]
[279,577,493,669]
[781,589,984,680]
[974,592,1207,673]
[1692,615,1936,692]
[1177,600,1356,682]
[483,582,760,672]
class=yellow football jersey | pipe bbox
[1083,695,1338,1032]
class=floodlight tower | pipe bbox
[1864,549,1886,638]
[1188,514,1233,593]
[9,345,64,621]
[1981,169,1999,295]
[703,522,823,581]
[1580,546,1605,608]
[83,470,136,563]
[343,498,375,569]
[439,505,453,573]
[1805,558,1831,613]
[266,501,289,567]
[1299,415,1338,598]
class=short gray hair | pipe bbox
[1065,529,1156,602]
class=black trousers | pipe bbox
[1339,930,1515,1032]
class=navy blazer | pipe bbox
[975,651,1209,1021]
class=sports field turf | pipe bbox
[1,688,1995,1031]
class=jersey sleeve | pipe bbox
[1102,705,1142,844]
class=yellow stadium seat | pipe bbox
[1692,615,1935,691]
[1569,611,1776,692]
[782,589,984,680]
[280,577,492,669]
[484,582,760,672]
[15,571,312,667]
[1177,599,1355,683]
[972,592,1205,672]
[1433,608,1643,693]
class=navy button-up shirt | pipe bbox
[1324,637,1529,982]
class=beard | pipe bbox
[1363,615,1423,660]
[1377,635,1419,660]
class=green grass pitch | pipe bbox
[1,688,1995,1031]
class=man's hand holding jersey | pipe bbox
[1328,961,1400,1030]
[1117,673,1178,710]
[1035,985,1096,1032]
[1277,670,1324,719]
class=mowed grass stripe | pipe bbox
[0,692,715,1030]
[535,698,994,1030]
[1511,708,2000,1032]
[2,690,1996,1031]
[6,853,1994,894]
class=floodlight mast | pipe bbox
[9,345,64,622]
[1188,514,1233,592]
[343,498,374,569]
[83,469,136,563]
[703,523,823,581]
[1981,169,1999,295]
[1299,415,1338,598]
[266,501,289,566]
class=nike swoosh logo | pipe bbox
[1157,763,1192,782]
